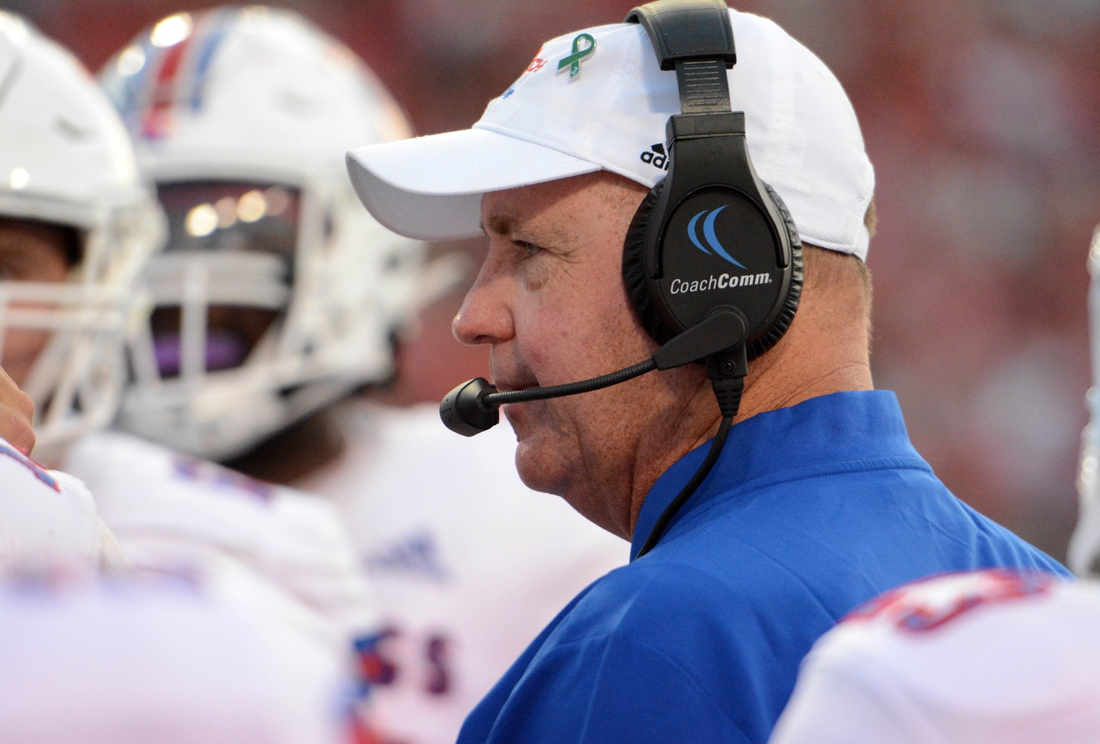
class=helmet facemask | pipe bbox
[0,199,162,463]
[117,176,420,461]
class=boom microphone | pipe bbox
[439,310,747,436]
[439,309,750,560]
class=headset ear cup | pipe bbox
[622,180,676,344]
[746,183,804,360]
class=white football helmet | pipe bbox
[99,7,425,461]
[0,12,163,462]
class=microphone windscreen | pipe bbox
[440,378,500,436]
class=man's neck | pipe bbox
[625,344,872,537]
[738,353,873,423]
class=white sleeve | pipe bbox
[0,439,112,572]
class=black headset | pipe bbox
[440,0,802,557]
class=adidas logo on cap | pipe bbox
[640,143,670,171]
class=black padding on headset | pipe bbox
[623,181,803,360]
[748,183,802,360]
[623,180,674,344]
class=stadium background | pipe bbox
[3,0,1098,561]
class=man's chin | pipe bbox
[512,431,571,497]
[503,401,576,495]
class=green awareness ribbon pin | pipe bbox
[558,33,595,79]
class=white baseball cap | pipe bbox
[346,8,875,259]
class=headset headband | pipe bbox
[626,0,736,114]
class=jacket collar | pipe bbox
[630,390,923,560]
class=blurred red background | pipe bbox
[6,0,1099,560]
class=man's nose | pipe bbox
[452,266,514,347]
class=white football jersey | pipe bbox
[0,574,347,744]
[296,401,630,744]
[0,435,126,572]
[62,430,378,653]
[770,569,1100,744]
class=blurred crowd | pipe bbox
[6,0,1095,558]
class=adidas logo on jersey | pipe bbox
[365,530,450,582]
[640,143,670,171]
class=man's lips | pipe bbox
[490,373,540,395]
[491,377,545,426]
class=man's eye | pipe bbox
[515,240,541,258]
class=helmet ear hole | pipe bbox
[622,180,675,345]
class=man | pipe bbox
[345,4,1069,742]
[97,9,626,743]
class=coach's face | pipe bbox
[453,172,714,538]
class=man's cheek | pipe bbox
[517,292,580,354]
[524,316,589,381]
[511,320,553,382]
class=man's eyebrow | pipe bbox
[482,212,516,238]
[482,210,572,250]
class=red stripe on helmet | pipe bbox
[141,35,192,139]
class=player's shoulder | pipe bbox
[0,436,104,568]
[842,568,1069,630]
[66,430,342,524]
[67,428,165,461]
[64,430,176,486]
[0,434,97,517]
[72,429,281,498]
[312,398,529,500]
[0,435,65,494]
[772,570,1100,743]
[806,569,1090,682]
